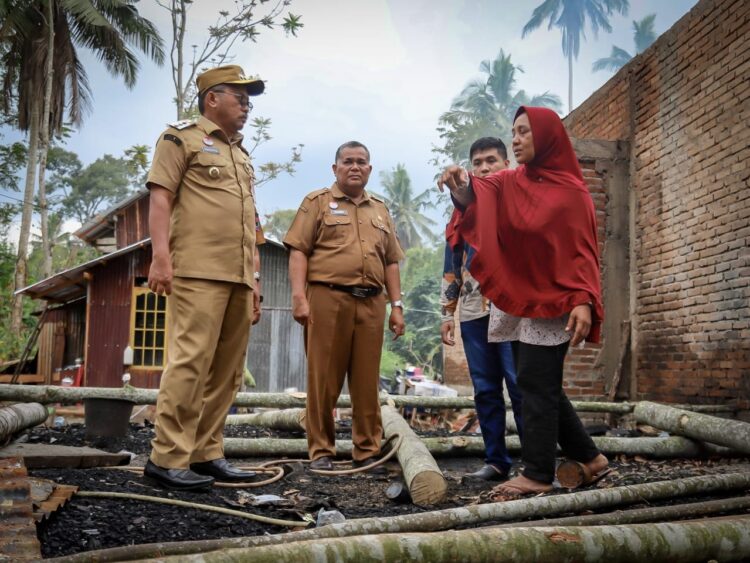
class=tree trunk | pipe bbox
[225,409,305,431]
[52,473,750,563]
[153,518,750,562]
[496,496,750,529]
[568,52,573,113]
[222,435,735,459]
[37,0,56,280]
[381,405,447,505]
[0,403,49,443]
[11,103,40,334]
[634,401,750,454]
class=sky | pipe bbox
[0,0,698,240]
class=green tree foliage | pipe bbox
[58,154,132,224]
[378,164,436,251]
[593,14,657,73]
[0,141,26,192]
[522,0,629,112]
[0,0,164,333]
[383,245,444,376]
[263,209,297,241]
[434,50,561,165]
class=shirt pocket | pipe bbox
[193,152,230,188]
[371,217,391,253]
[322,213,352,245]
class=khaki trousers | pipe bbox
[150,276,252,468]
[304,284,386,461]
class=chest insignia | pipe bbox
[329,201,339,209]
[203,136,214,146]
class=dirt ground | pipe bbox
[23,422,750,559]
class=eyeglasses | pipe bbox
[213,89,253,110]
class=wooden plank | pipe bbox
[0,443,131,469]
[607,320,631,401]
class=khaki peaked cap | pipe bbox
[196,65,265,96]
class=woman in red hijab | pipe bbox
[440,106,609,496]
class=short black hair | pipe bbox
[197,86,222,115]
[335,141,370,163]
[469,137,508,161]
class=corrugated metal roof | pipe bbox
[15,239,152,302]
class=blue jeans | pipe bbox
[461,315,523,471]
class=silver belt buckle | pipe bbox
[351,287,368,298]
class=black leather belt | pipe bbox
[312,282,382,298]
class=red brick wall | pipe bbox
[566,0,750,407]
[564,159,607,397]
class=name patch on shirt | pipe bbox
[329,209,348,216]
[202,146,220,154]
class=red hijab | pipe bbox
[449,106,603,342]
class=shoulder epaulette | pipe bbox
[167,119,196,131]
[305,187,330,201]
[370,193,385,203]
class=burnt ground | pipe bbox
[21,422,750,559]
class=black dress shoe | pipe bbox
[462,464,510,482]
[309,456,334,470]
[352,457,388,475]
[190,458,257,482]
[144,460,214,491]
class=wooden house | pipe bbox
[16,190,306,392]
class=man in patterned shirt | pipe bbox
[440,137,523,482]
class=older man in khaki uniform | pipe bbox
[144,65,265,490]
[284,141,405,471]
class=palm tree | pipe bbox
[522,0,629,113]
[436,49,561,164]
[593,14,656,73]
[379,164,436,251]
[0,0,164,332]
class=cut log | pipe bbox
[50,473,750,563]
[225,409,305,431]
[0,385,736,413]
[634,401,750,455]
[222,435,737,459]
[497,496,750,528]
[381,405,447,505]
[148,518,750,562]
[0,403,49,443]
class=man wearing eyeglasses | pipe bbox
[144,65,265,490]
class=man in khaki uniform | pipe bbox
[284,141,405,471]
[144,65,265,490]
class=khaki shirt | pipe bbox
[147,116,264,288]
[284,183,404,287]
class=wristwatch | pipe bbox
[391,300,404,309]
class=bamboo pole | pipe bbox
[634,401,750,454]
[224,409,305,431]
[146,517,750,562]
[496,496,750,528]
[0,403,49,443]
[222,435,736,459]
[49,473,750,563]
[0,385,736,413]
[381,405,447,505]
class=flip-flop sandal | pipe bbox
[556,460,613,489]
[488,481,553,502]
